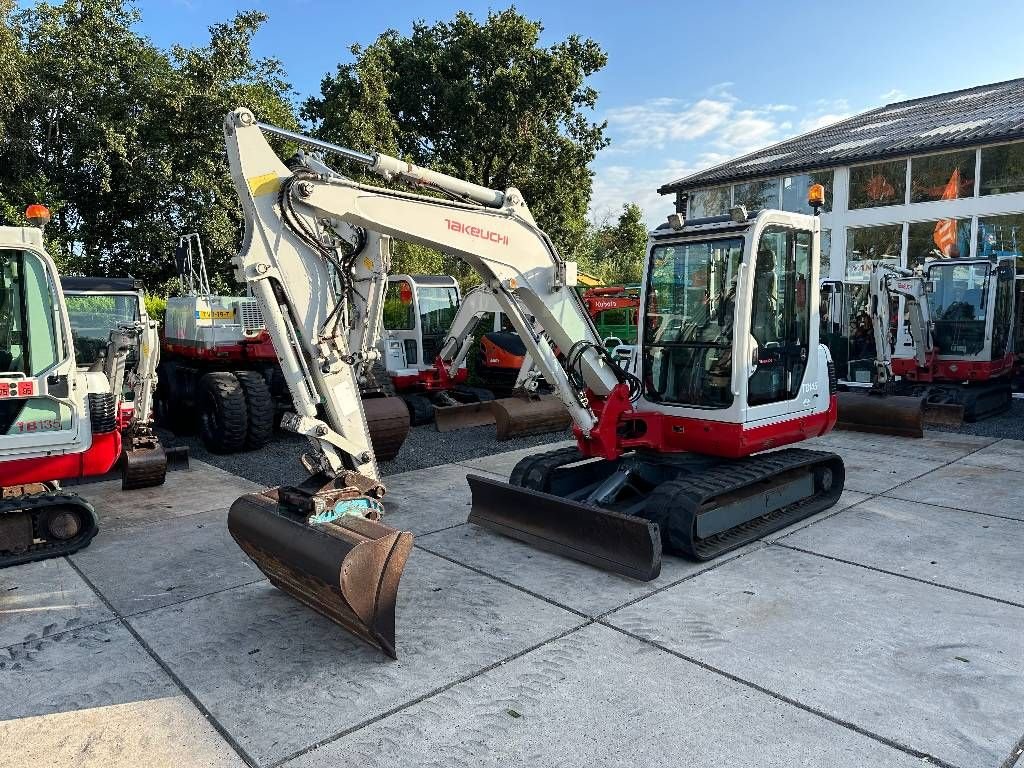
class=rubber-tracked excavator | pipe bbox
[223,109,845,658]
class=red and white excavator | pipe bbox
[222,109,845,657]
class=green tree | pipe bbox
[303,8,608,279]
[576,203,648,285]
[0,1,296,288]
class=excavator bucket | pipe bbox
[228,486,413,658]
[490,395,572,441]
[362,397,411,462]
[922,401,965,427]
[467,474,661,580]
[835,391,925,439]
[433,401,496,432]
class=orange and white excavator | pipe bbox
[221,109,845,657]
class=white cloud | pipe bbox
[606,98,733,149]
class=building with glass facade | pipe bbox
[659,78,1024,383]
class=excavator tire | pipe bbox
[402,393,434,427]
[198,372,248,453]
[491,394,571,440]
[234,370,274,449]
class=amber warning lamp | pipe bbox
[25,204,51,230]
[808,184,825,215]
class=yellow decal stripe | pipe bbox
[248,172,282,197]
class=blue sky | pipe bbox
[134,0,1024,224]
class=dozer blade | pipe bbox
[363,396,411,462]
[228,489,413,658]
[121,445,168,490]
[434,401,496,432]
[922,401,965,427]
[490,395,571,441]
[835,391,925,438]
[467,474,661,580]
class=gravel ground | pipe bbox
[926,397,1024,440]
[158,423,570,488]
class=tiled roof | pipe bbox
[658,78,1024,195]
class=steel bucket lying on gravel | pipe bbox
[835,391,926,438]
[490,395,571,440]
[433,401,496,432]
[362,396,411,461]
[466,474,661,580]
[228,483,413,658]
[922,401,966,427]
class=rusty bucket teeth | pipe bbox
[228,489,413,658]
[835,391,926,439]
[433,402,496,432]
[490,395,571,441]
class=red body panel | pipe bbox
[2,430,122,485]
[162,331,277,363]
[391,361,469,393]
[892,353,1015,383]
[574,384,839,461]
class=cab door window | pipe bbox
[1,249,59,376]
[748,227,812,406]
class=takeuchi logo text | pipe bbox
[445,219,509,246]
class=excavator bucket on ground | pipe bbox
[835,391,926,438]
[490,394,572,441]
[121,440,190,490]
[228,475,413,658]
[362,397,411,462]
[922,401,966,427]
[433,401,497,432]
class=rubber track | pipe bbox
[234,370,274,449]
[509,445,584,488]
[402,393,435,426]
[641,448,845,560]
[0,492,99,567]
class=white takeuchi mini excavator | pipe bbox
[223,109,845,658]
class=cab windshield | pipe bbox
[417,286,459,335]
[926,262,989,356]
[65,293,140,365]
[1,249,59,377]
[643,237,743,408]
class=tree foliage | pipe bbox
[575,203,648,285]
[0,0,295,287]
[303,8,608,280]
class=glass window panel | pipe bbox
[910,150,975,203]
[906,218,972,269]
[845,224,902,282]
[382,280,415,330]
[849,160,907,209]
[733,179,779,212]
[820,228,832,278]
[688,187,730,218]
[782,170,834,213]
[978,213,1024,274]
[980,142,1024,196]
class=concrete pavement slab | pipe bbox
[779,496,1024,604]
[607,546,1024,768]
[808,430,995,462]
[128,548,581,766]
[78,460,260,531]
[283,623,921,768]
[0,558,113,650]
[455,440,576,477]
[886,462,1024,520]
[0,622,244,768]
[829,446,944,494]
[381,463,504,535]
[958,437,1024,472]
[70,509,262,617]
[419,488,867,618]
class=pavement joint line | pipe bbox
[110,577,270,621]
[1000,732,1024,768]
[598,620,963,768]
[64,556,261,768]
[413,543,591,620]
[870,439,1007,497]
[878,493,1024,524]
[0,611,122,654]
[767,495,879,544]
[773,542,1024,610]
[409,520,467,538]
[266,621,593,768]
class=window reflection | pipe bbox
[849,160,907,209]
[906,218,971,269]
[733,179,779,212]
[980,142,1024,196]
[977,213,1024,274]
[782,171,834,213]
[688,187,730,218]
[910,150,975,203]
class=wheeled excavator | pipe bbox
[222,109,845,658]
